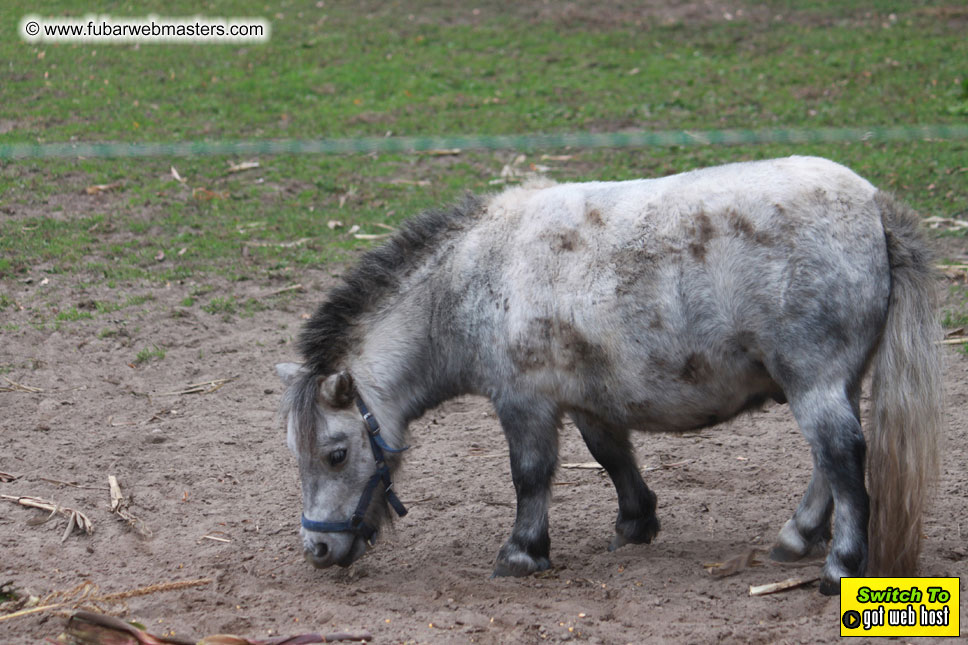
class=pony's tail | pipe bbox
[867,192,943,576]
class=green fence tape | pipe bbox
[1,124,966,159]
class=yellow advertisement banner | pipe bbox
[840,577,960,637]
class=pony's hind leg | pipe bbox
[491,394,559,578]
[784,385,869,595]
[769,465,833,562]
[570,412,660,551]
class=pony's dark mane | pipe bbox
[298,194,485,376]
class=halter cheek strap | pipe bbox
[301,394,408,544]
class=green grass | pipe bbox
[54,307,93,322]
[134,345,166,364]
[202,296,237,316]
[0,581,17,603]
[0,1,965,291]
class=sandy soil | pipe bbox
[1,247,966,644]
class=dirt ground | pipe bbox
[1,234,967,644]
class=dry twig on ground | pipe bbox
[0,494,92,542]
[0,376,43,393]
[107,475,152,538]
[155,377,236,397]
[748,576,819,596]
[0,578,213,623]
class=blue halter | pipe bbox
[300,395,408,544]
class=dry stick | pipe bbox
[642,459,694,473]
[155,377,237,397]
[401,495,437,505]
[200,534,231,543]
[561,461,603,470]
[34,476,108,490]
[0,578,213,623]
[748,576,820,596]
[260,283,304,298]
[938,338,968,345]
[107,475,152,538]
[0,376,43,393]
[299,630,375,643]
[0,494,93,541]
[245,238,312,248]
[0,471,19,483]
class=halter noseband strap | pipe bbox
[300,393,409,543]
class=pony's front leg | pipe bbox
[570,412,660,551]
[491,395,559,578]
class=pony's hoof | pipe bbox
[611,514,660,551]
[819,577,841,596]
[769,544,805,562]
[608,534,629,552]
[491,544,550,578]
[491,558,551,578]
[769,536,826,563]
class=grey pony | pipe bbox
[277,156,942,595]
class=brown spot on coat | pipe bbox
[687,212,716,262]
[545,229,584,252]
[586,208,604,226]
[726,210,776,246]
[510,317,609,373]
[678,352,712,384]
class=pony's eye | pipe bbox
[328,448,347,467]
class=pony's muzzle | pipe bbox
[301,530,366,569]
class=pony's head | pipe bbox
[277,363,401,569]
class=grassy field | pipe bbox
[1,1,966,321]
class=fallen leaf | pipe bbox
[192,188,227,201]
[85,181,122,195]
[388,178,431,186]
[227,160,260,173]
[171,166,186,184]
[706,549,761,577]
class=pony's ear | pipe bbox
[275,362,302,386]
[317,371,355,408]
